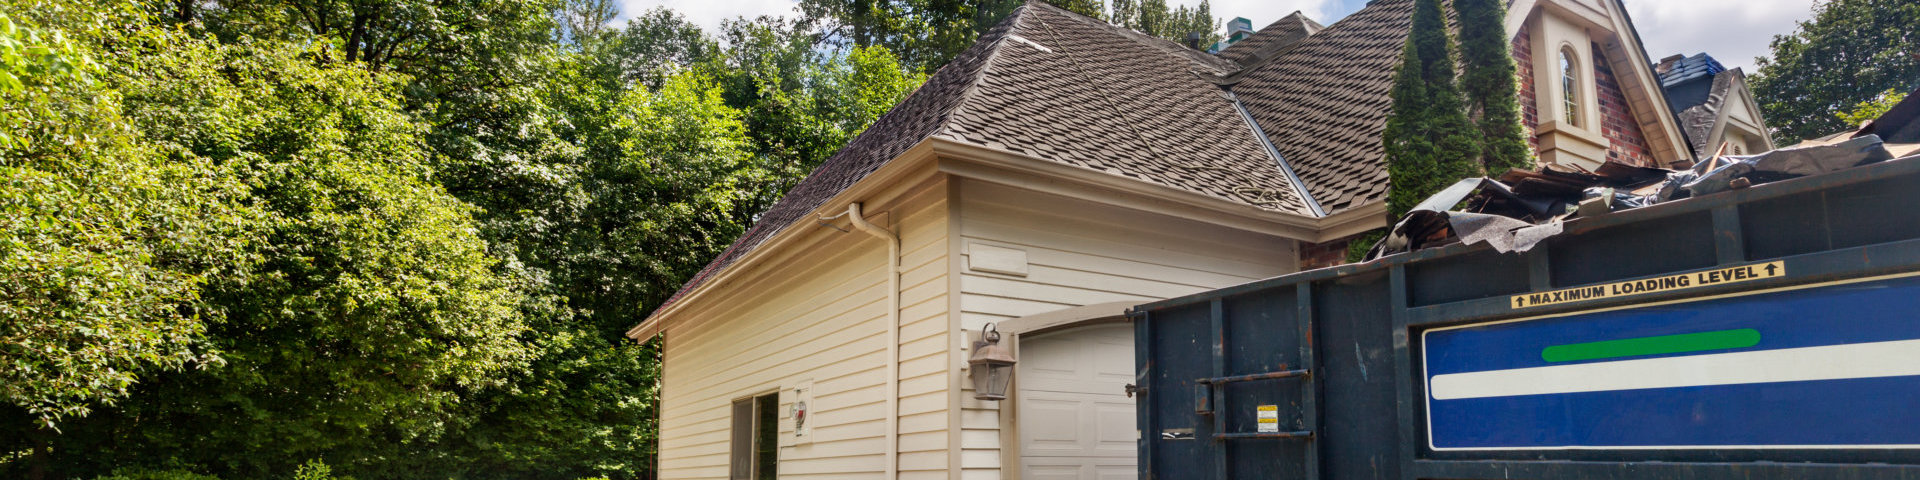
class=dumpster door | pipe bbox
[1138,286,1319,479]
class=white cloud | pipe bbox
[613,0,802,32]
[1622,0,1813,72]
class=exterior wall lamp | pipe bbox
[969,323,1017,401]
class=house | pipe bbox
[626,0,1712,478]
[1656,53,1776,159]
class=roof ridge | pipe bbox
[1213,10,1331,77]
[1024,1,1239,74]
[1025,8,1174,162]
[936,4,1030,138]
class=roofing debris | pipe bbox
[1369,134,1904,260]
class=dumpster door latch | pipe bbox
[1125,383,1138,398]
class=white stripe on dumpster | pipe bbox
[1429,339,1920,400]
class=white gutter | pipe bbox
[842,202,901,480]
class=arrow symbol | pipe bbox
[1764,264,1779,276]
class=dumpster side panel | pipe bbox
[1144,303,1215,478]
[1312,272,1399,480]
[1223,291,1309,479]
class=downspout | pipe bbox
[842,202,900,479]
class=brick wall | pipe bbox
[1513,26,1540,152]
[1591,45,1656,166]
[1299,237,1354,270]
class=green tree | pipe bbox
[1837,88,1909,127]
[0,7,257,478]
[604,7,719,88]
[1454,0,1534,173]
[1050,0,1106,19]
[24,34,528,479]
[1382,0,1483,218]
[1751,0,1920,143]
[560,0,621,42]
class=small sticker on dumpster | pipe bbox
[1509,261,1784,309]
[1257,405,1279,433]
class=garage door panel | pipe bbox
[1018,323,1138,479]
[1094,464,1135,480]
[1093,401,1136,453]
[1023,464,1084,480]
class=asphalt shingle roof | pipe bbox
[654,2,1313,313]
[1229,0,1415,213]
[1216,12,1326,67]
[933,4,1311,213]
[651,0,1526,320]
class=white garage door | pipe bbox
[1017,322,1136,480]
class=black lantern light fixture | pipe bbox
[968,323,1016,401]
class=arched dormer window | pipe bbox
[1560,48,1581,126]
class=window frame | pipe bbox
[1559,46,1582,127]
[730,392,780,480]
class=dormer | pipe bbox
[1510,0,1693,170]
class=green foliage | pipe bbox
[1837,88,1909,127]
[604,8,719,88]
[10,29,528,480]
[1453,0,1534,173]
[1111,0,1220,48]
[290,460,350,480]
[800,0,1219,73]
[0,6,252,433]
[1751,0,1920,143]
[90,469,223,480]
[1383,0,1483,219]
[1049,0,1108,20]
[1343,230,1388,263]
[4,0,928,478]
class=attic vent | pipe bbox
[1006,34,1053,53]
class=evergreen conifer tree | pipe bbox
[1383,0,1482,218]
[1455,0,1535,173]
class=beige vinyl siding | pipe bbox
[659,177,951,480]
[954,179,1298,480]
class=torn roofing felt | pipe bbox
[651,2,1315,315]
[1370,135,1903,260]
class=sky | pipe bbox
[612,0,1811,71]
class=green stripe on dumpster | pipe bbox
[1542,328,1761,363]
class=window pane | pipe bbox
[731,399,753,480]
[755,394,779,479]
[1561,50,1578,126]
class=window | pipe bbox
[1560,48,1580,126]
[730,393,779,480]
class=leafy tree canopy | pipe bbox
[1751,0,1920,143]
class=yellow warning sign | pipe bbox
[1510,261,1785,309]
[1256,405,1279,433]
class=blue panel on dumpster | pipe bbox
[1422,274,1920,450]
